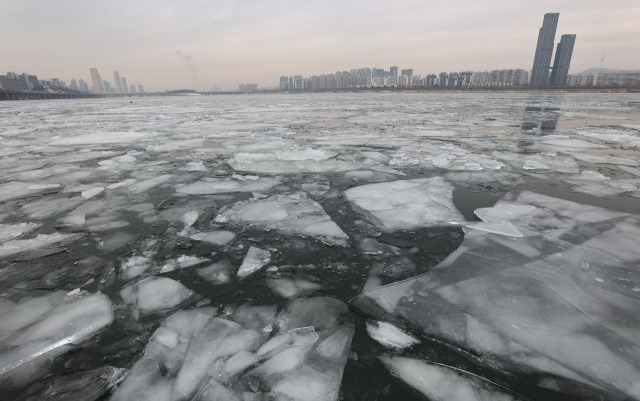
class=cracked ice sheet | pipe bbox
[350,191,640,400]
[110,297,353,401]
[0,292,113,385]
[215,192,349,246]
[390,143,505,171]
[344,177,464,232]
[175,175,281,195]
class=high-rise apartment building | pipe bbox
[114,71,122,93]
[549,34,576,86]
[90,68,102,93]
[530,13,559,86]
[120,77,128,93]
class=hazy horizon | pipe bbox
[1,0,639,91]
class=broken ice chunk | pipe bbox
[180,210,199,227]
[81,187,104,199]
[463,222,524,237]
[215,193,349,246]
[365,321,420,349]
[228,148,362,173]
[237,246,271,279]
[128,174,173,196]
[196,259,233,284]
[344,177,464,231]
[190,230,236,246]
[56,214,85,228]
[0,233,83,258]
[159,255,210,273]
[380,356,518,401]
[119,277,193,316]
[0,293,113,382]
[120,255,152,281]
[474,204,537,225]
[0,223,40,243]
[266,276,323,299]
[176,176,282,195]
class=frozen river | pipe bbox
[0,92,639,400]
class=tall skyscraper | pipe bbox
[550,34,576,86]
[530,13,559,86]
[120,76,128,93]
[114,70,122,93]
[90,68,102,93]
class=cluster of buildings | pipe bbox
[278,67,531,90]
[277,13,639,90]
[0,71,90,93]
[0,68,144,95]
[89,68,144,94]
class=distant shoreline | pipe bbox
[2,86,639,101]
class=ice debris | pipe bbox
[365,321,420,349]
[110,297,353,401]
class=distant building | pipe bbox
[114,71,122,93]
[138,85,144,93]
[120,76,128,93]
[129,85,136,93]
[550,34,576,86]
[530,13,559,86]
[595,71,640,86]
[70,79,78,91]
[103,80,113,92]
[239,83,258,91]
[90,68,102,93]
[79,79,89,92]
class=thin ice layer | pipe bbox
[351,191,640,400]
[344,177,464,231]
[215,192,349,246]
[110,297,353,401]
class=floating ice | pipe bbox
[215,193,349,246]
[176,176,282,195]
[390,144,504,171]
[0,292,113,384]
[365,321,420,349]
[180,210,199,227]
[344,177,464,231]
[120,255,152,281]
[228,148,362,173]
[159,255,210,273]
[266,276,323,299]
[380,356,517,401]
[237,246,271,279]
[110,297,353,401]
[351,191,640,399]
[189,230,236,246]
[51,131,156,145]
[196,259,233,284]
[81,187,104,199]
[0,233,83,258]
[0,223,40,243]
[128,174,173,196]
[120,277,194,316]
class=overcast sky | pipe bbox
[1,0,639,91]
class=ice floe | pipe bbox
[344,177,464,231]
[237,246,271,279]
[215,192,349,245]
[351,191,640,399]
[120,277,194,317]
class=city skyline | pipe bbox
[1,1,639,91]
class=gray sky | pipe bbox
[1,0,639,91]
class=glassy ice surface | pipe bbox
[0,93,639,400]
